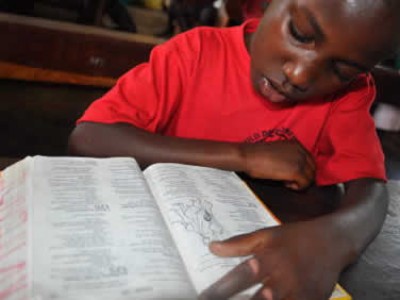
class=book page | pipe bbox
[144,163,278,297]
[0,157,33,300]
[30,156,195,300]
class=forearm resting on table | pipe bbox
[317,178,388,266]
[68,122,246,170]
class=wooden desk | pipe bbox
[242,175,341,222]
[0,12,162,158]
[0,157,20,170]
[0,12,163,79]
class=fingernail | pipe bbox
[262,288,273,300]
[209,241,222,250]
[248,258,260,275]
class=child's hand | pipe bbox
[199,221,343,300]
[239,139,316,190]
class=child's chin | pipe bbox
[265,96,296,107]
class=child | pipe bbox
[69,0,400,298]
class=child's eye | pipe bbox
[332,65,355,83]
[289,20,314,44]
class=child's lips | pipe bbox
[259,76,289,103]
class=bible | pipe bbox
[0,156,351,299]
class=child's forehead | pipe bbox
[294,0,398,51]
[301,0,399,26]
[297,0,383,18]
[259,0,398,64]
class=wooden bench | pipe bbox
[0,12,163,157]
[0,12,164,80]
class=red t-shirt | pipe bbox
[78,20,386,186]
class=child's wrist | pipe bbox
[310,216,361,268]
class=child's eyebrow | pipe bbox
[298,5,370,72]
[336,59,370,72]
[298,6,325,39]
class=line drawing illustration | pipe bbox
[170,198,224,245]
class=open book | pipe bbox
[0,156,351,299]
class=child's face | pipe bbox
[249,0,396,104]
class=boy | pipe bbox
[69,0,400,298]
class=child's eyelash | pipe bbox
[288,20,314,44]
[332,65,353,82]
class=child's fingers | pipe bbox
[198,258,264,300]
[305,152,316,174]
[304,157,316,183]
[287,162,313,190]
[209,230,272,257]
[285,181,300,190]
[294,139,316,174]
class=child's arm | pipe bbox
[199,178,388,300]
[68,121,315,190]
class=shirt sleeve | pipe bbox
[77,30,199,133]
[315,74,386,186]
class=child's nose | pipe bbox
[282,59,319,92]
